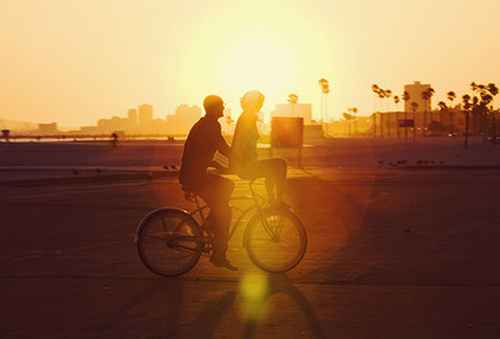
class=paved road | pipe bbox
[1,167,499,338]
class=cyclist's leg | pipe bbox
[197,174,234,260]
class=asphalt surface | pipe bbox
[1,139,500,338]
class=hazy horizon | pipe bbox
[2,0,500,127]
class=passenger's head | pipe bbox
[240,90,265,113]
[203,95,225,119]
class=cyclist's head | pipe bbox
[240,90,265,113]
[203,95,225,119]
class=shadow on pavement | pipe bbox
[243,273,328,339]
[189,291,237,339]
[96,278,183,337]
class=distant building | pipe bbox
[0,119,37,131]
[404,81,432,113]
[166,104,202,135]
[38,123,58,135]
[128,109,137,125]
[271,103,312,124]
[139,104,153,124]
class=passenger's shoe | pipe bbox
[209,255,238,271]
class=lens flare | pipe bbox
[240,272,269,320]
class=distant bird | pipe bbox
[170,165,177,170]
[396,160,407,165]
[96,168,102,173]
[72,168,79,175]
[162,165,169,170]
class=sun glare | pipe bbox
[221,38,294,96]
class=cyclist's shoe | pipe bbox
[210,255,238,271]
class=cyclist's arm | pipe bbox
[214,122,231,158]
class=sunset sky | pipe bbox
[1,0,500,127]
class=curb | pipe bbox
[399,165,500,170]
[0,170,179,187]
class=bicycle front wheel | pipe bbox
[245,208,307,272]
[136,208,203,276]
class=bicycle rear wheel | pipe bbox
[245,208,307,272]
[136,208,203,276]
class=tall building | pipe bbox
[404,81,432,112]
[128,109,137,125]
[138,104,153,124]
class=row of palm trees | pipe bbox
[289,79,498,140]
[370,82,499,135]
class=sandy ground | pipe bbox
[1,137,500,338]
[1,136,500,185]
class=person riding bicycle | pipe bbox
[230,90,289,209]
[179,95,237,271]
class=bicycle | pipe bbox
[134,179,307,276]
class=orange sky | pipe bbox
[1,0,500,127]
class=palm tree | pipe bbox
[462,94,472,149]
[287,93,298,104]
[472,82,499,133]
[393,95,400,110]
[372,84,381,112]
[402,91,411,139]
[342,112,354,137]
[384,89,392,112]
[394,95,400,138]
[382,89,392,136]
[488,83,499,106]
[288,93,298,117]
[318,79,330,123]
[421,87,435,132]
[348,107,358,135]
[447,91,456,107]
[437,101,447,124]
[447,91,456,133]
[226,115,234,135]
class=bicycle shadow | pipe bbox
[94,277,183,337]
[242,272,328,339]
[188,290,237,339]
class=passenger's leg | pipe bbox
[257,158,287,203]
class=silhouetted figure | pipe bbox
[1,129,10,142]
[179,95,237,271]
[230,90,289,208]
[110,132,118,147]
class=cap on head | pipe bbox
[240,90,265,111]
[203,95,224,113]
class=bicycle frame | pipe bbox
[186,180,268,245]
